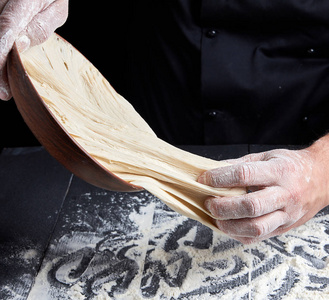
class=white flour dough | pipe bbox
[20,34,245,232]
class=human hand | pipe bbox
[198,138,329,244]
[0,0,69,100]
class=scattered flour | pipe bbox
[25,192,329,300]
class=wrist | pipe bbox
[306,134,329,207]
[307,134,329,158]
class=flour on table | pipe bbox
[26,189,329,300]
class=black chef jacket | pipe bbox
[112,1,329,146]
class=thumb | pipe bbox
[198,158,278,188]
[223,152,267,165]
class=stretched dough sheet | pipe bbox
[20,34,245,233]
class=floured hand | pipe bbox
[0,0,68,100]
[198,136,329,244]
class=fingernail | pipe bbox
[16,35,30,53]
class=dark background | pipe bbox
[0,2,132,151]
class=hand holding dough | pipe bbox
[20,34,245,233]
[0,0,68,100]
[198,146,329,243]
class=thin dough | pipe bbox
[21,34,245,233]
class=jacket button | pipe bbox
[208,111,218,118]
[206,29,217,38]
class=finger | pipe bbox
[232,225,291,244]
[223,152,267,165]
[17,0,68,51]
[234,210,315,244]
[216,210,289,239]
[198,159,281,188]
[0,0,55,64]
[205,187,285,220]
[0,0,56,99]
[0,0,10,14]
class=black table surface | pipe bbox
[0,145,328,300]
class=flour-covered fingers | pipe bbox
[222,152,267,165]
[228,221,296,245]
[215,210,289,241]
[0,0,68,100]
[198,160,280,188]
[0,0,55,64]
[17,0,68,51]
[205,187,285,220]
